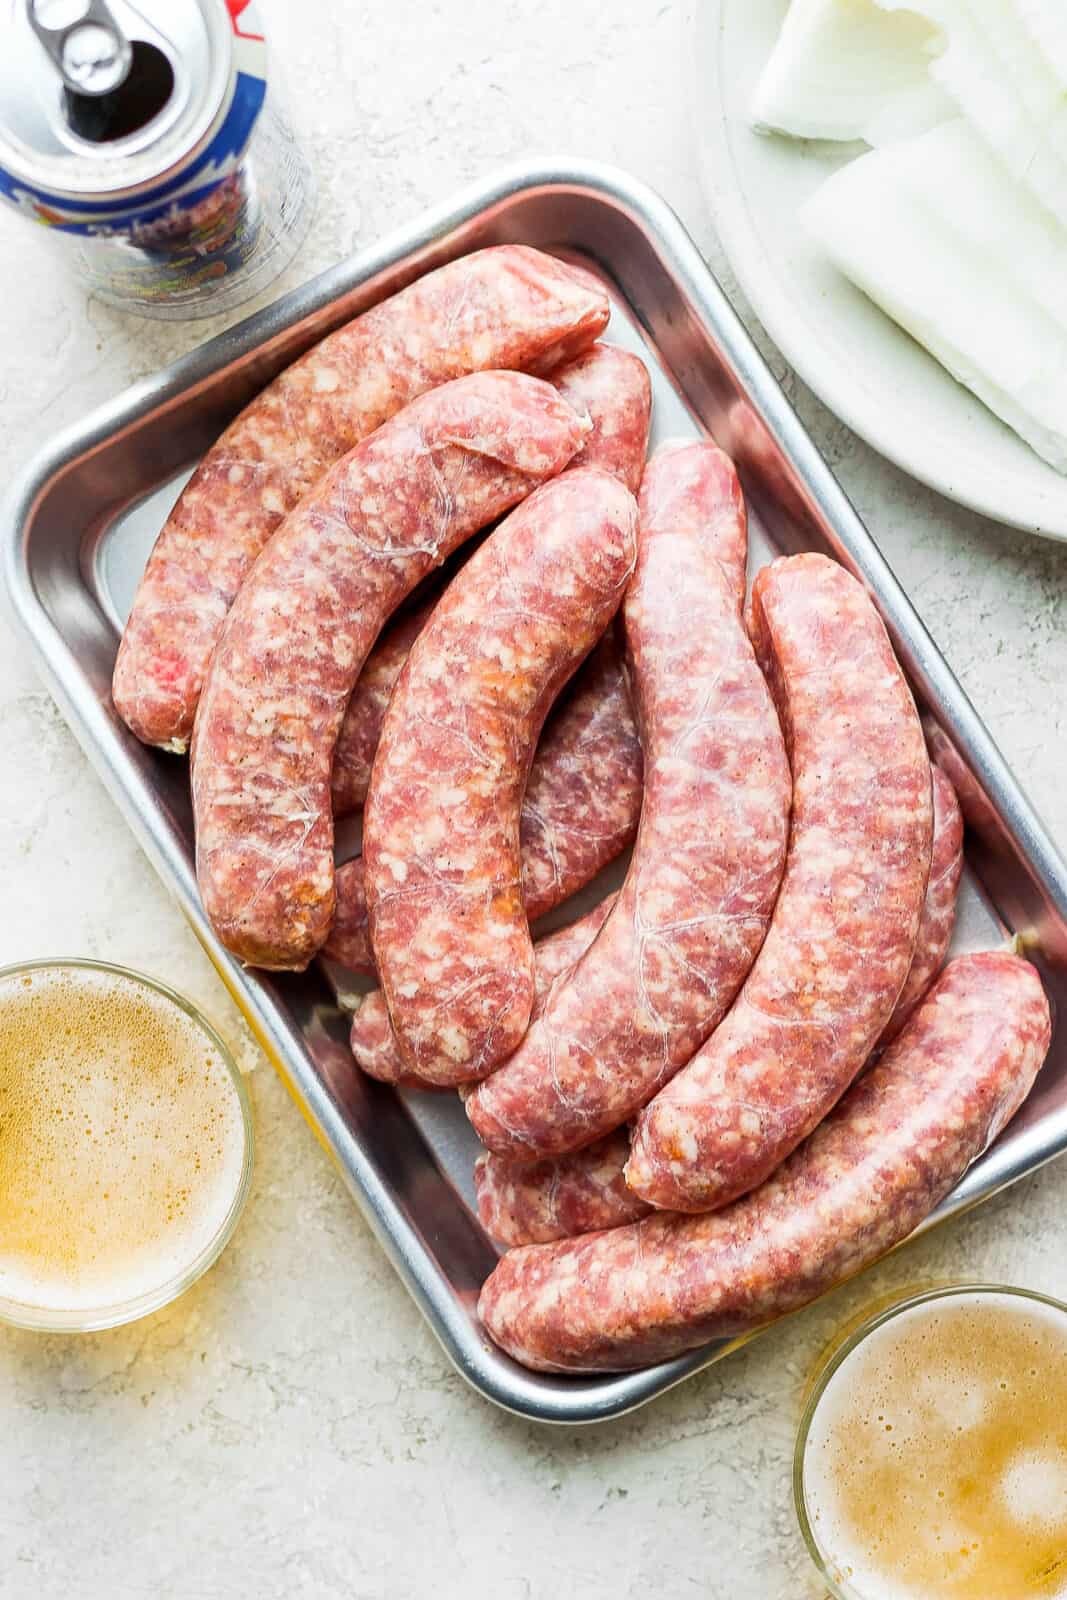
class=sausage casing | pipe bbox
[466,441,791,1158]
[192,372,588,970]
[114,246,609,752]
[363,470,638,1085]
[480,953,1051,1372]
[325,637,641,975]
[475,1129,651,1248]
[627,553,934,1213]
[879,765,964,1048]
[328,340,650,823]
[349,897,616,1088]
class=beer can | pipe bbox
[0,0,316,318]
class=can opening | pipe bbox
[63,39,174,143]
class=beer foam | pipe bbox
[0,965,247,1315]
[1000,1450,1067,1530]
[802,1292,1067,1600]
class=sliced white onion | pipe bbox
[1011,0,1067,87]
[883,118,1067,337]
[877,0,1067,224]
[803,129,1067,472]
[752,0,1067,220]
[750,0,949,144]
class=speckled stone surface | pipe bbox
[1,2,1066,1595]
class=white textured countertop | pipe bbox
[2,3,1066,1596]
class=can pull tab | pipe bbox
[28,0,133,98]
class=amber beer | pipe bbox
[0,962,251,1329]
[796,1286,1067,1600]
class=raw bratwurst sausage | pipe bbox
[192,371,589,970]
[324,858,378,982]
[626,553,934,1213]
[466,441,791,1159]
[330,600,436,818]
[878,764,964,1048]
[349,897,616,1087]
[480,951,1051,1372]
[475,1128,652,1248]
[477,775,964,1245]
[114,246,609,753]
[551,343,652,495]
[363,470,638,1086]
[517,634,643,928]
[326,341,650,979]
[328,341,651,821]
[325,637,642,975]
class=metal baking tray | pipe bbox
[5,160,1067,1424]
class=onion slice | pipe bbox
[803,119,1067,472]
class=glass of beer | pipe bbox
[0,959,253,1332]
[794,1283,1067,1600]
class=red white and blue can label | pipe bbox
[0,3,268,236]
[0,0,315,316]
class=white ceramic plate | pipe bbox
[697,0,1067,540]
